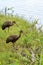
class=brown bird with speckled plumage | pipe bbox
[2,21,18,31]
[6,30,23,47]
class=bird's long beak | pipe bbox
[23,32,27,37]
[15,23,18,27]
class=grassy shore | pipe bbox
[0,14,43,65]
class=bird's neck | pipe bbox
[18,32,21,38]
[16,32,21,40]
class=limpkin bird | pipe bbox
[2,20,18,32]
[6,30,23,47]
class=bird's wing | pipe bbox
[3,21,11,26]
[10,35,18,39]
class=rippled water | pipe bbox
[0,0,43,25]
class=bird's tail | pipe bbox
[2,25,5,30]
[6,39,9,43]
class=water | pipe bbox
[0,0,43,26]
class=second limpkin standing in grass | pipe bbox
[6,30,23,47]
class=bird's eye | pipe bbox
[13,21,16,23]
[20,30,23,33]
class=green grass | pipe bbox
[0,14,43,65]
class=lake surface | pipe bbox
[0,0,43,26]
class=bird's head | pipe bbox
[20,30,27,37]
[19,30,23,37]
[13,21,18,27]
[20,30,23,34]
[13,21,16,24]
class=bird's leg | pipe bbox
[12,43,15,52]
[8,27,9,32]
[13,43,14,48]
[8,28,9,32]
[4,29,6,33]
